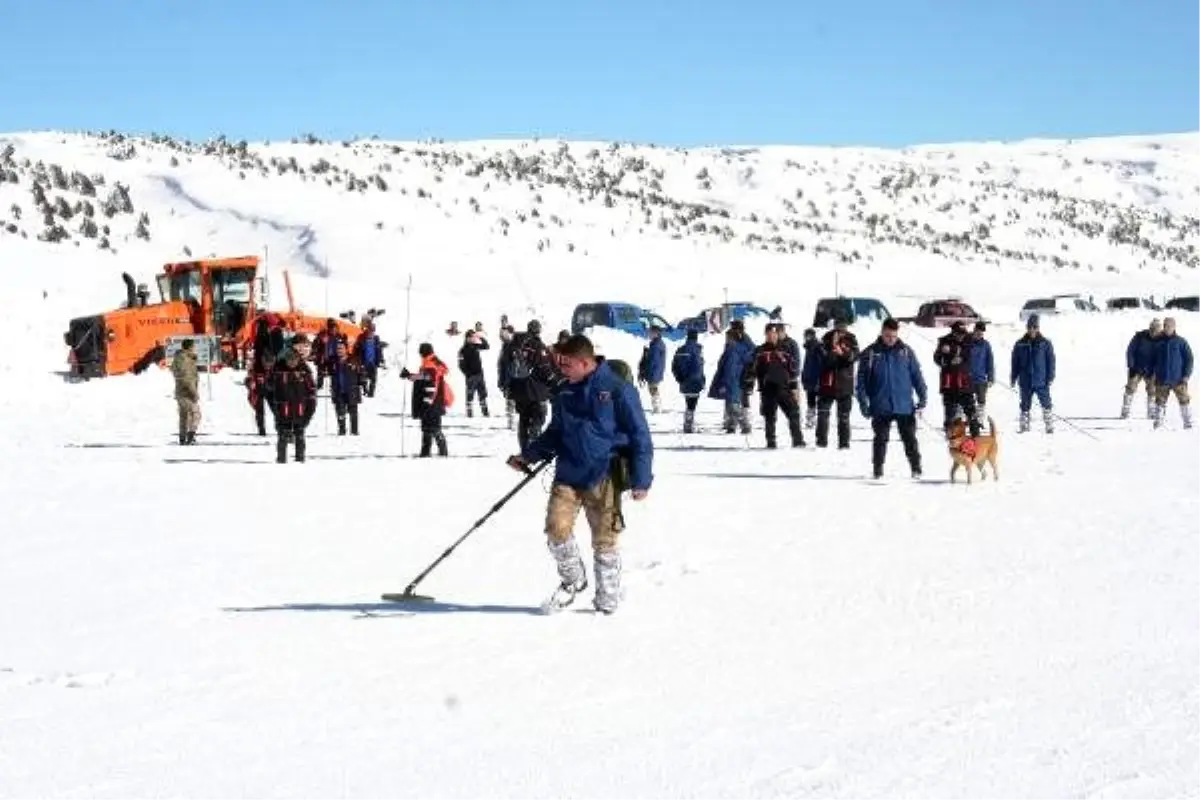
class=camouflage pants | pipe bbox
[647,382,662,412]
[177,398,201,435]
[545,479,623,554]
[1154,381,1190,406]
[1125,373,1156,396]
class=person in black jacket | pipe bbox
[458,329,491,418]
[401,343,452,457]
[933,321,980,437]
[501,320,566,450]
[815,320,859,449]
[750,323,805,449]
[269,334,318,463]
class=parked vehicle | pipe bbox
[1106,296,1161,311]
[1018,294,1101,323]
[676,302,774,333]
[1164,295,1199,312]
[898,298,983,328]
[812,296,893,328]
[570,302,686,341]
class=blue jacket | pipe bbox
[969,338,995,384]
[671,340,706,395]
[356,333,383,368]
[801,340,822,392]
[1153,333,1193,386]
[329,359,362,404]
[1126,329,1159,376]
[1011,334,1055,389]
[855,338,928,417]
[708,336,756,401]
[638,337,667,384]
[523,360,654,492]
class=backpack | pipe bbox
[603,358,635,498]
[508,339,534,381]
[636,347,650,381]
[362,336,378,366]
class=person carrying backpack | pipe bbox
[504,320,565,451]
[671,329,706,433]
[509,334,653,615]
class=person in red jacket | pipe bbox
[402,343,454,457]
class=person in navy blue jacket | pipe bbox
[512,334,653,615]
[708,324,756,434]
[1122,318,1162,419]
[1010,314,1056,433]
[856,318,928,479]
[329,339,364,436]
[671,329,706,433]
[800,328,822,429]
[968,321,995,424]
[1151,317,1193,429]
[637,325,668,414]
[352,319,385,399]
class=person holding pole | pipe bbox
[508,334,654,615]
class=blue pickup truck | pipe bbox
[570,302,687,341]
[676,302,775,334]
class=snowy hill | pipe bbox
[0,129,1197,798]
[0,129,1197,345]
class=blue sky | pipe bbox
[2,0,1196,147]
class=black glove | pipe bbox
[400,367,411,379]
[507,454,533,474]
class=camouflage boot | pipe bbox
[1120,391,1133,420]
[1146,395,1156,419]
[1018,412,1030,433]
[542,537,588,612]
[1183,404,1193,429]
[1153,403,1166,429]
[1043,409,1055,434]
[805,406,816,429]
[593,550,622,615]
[683,408,695,434]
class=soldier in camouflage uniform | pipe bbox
[171,339,201,445]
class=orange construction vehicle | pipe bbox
[63,255,363,379]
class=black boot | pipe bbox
[481,401,490,417]
[349,407,359,436]
[294,434,306,463]
[419,433,433,458]
[466,403,474,419]
[185,431,196,445]
[337,416,347,436]
[764,416,777,449]
[435,432,448,457]
[790,418,806,447]
[276,434,289,464]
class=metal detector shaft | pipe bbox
[398,460,551,597]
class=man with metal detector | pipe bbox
[508,334,654,615]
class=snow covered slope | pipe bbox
[0,129,1197,798]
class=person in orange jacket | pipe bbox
[401,342,454,457]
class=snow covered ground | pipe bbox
[0,130,1197,798]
